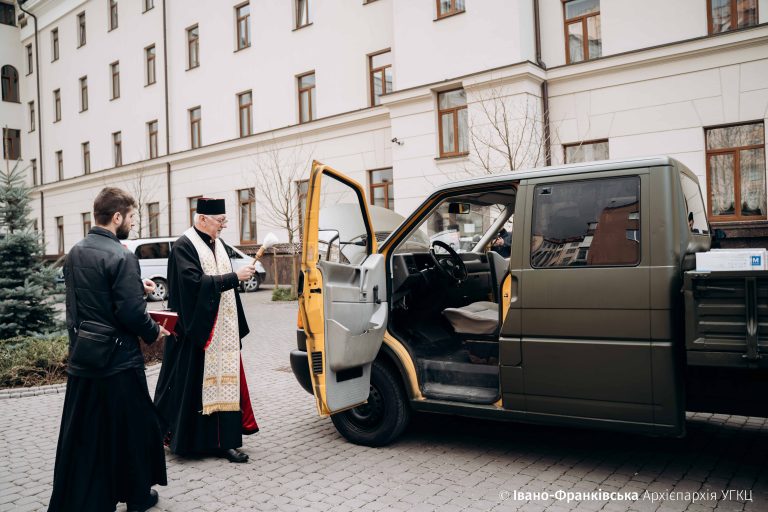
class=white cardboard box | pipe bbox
[696,249,768,271]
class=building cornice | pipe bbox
[546,24,768,83]
[31,106,392,193]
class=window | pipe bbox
[145,45,156,85]
[436,0,465,19]
[109,0,118,30]
[82,142,90,174]
[706,122,766,221]
[113,131,122,167]
[56,151,63,181]
[236,3,250,50]
[135,242,170,259]
[110,62,120,99]
[56,216,64,254]
[148,120,158,158]
[148,202,160,237]
[2,128,20,160]
[438,89,468,157]
[295,0,311,29]
[28,101,35,132]
[298,72,316,123]
[189,196,201,225]
[531,177,640,267]
[189,107,201,148]
[563,0,602,64]
[82,212,91,237]
[238,90,252,137]
[708,0,758,34]
[369,168,394,210]
[51,28,59,62]
[681,172,708,234]
[296,179,309,233]
[77,12,86,47]
[369,50,392,107]
[53,89,61,122]
[187,25,199,69]
[1,65,19,102]
[238,188,257,243]
[31,159,38,186]
[26,44,33,76]
[79,76,88,111]
[0,2,14,26]
[564,139,609,164]
[143,0,154,12]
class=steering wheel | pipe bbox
[429,241,468,284]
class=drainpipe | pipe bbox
[533,0,552,166]
[18,0,46,247]
[162,0,172,235]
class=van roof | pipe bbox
[436,156,682,192]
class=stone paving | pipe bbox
[2,291,768,511]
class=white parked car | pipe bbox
[122,237,267,301]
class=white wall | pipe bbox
[548,36,768,189]
[1,15,25,179]
[11,0,768,254]
[20,0,165,184]
[166,0,393,154]
[540,0,768,69]
[392,0,534,91]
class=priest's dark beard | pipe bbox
[116,219,131,240]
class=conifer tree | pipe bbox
[0,161,59,339]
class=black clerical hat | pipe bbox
[197,198,226,215]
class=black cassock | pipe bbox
[154,230,258,456]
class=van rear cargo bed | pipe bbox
[684,270,768,368]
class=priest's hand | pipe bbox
[236,264,256,282]
[155,325,171,343]
[142,278,156,295]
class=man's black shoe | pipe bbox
[127,489,158,512]
[220,448,249,463]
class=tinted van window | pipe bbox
[531,176,640,267]
[135,242,170,260]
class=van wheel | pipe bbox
[330,360,410,447]
[149,278,168,302]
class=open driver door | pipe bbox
[299,161,389,416]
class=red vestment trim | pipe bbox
[240,355,259,434]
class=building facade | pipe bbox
[1,0,767,255]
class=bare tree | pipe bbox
[250,138,313,297]
[466,85,554,177]
[120,165,165,238]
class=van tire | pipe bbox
[330,360,410,447]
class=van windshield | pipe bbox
[393,188,516,255]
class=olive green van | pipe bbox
[290,157,764,446]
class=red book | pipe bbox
[149,310,179,335]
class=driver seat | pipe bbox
[442,251,509,335]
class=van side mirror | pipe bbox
[448,202,470,215]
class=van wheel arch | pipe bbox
[330,357,411,447]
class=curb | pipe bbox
[0,363,163,400]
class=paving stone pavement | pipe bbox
[2,291,768,511]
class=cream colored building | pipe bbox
[0,0,767,255]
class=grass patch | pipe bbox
[0,335,69,389]
[272,287,297,301]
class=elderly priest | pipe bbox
[154,198,259,463]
